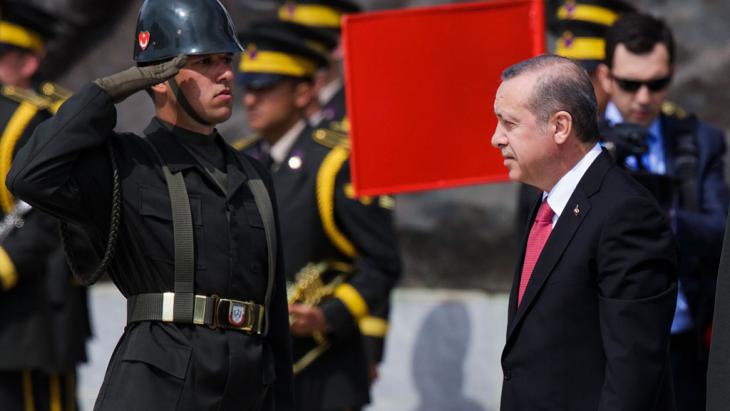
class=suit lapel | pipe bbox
[506,150,613,343]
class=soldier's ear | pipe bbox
[18,53,40,82]
[293,81,314,110]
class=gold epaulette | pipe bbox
[231,134,262,151]
[40,82,73,114]
[40,82,72,101]
[0,86,51,110]
[662,101,687,119]
[312,117,350,150]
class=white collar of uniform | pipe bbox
[543,142,602,225]
[319,77,343,106]
[265,119,306,164]
[309,110,324,127]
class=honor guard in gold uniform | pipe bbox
[278,0,361,126]
[0,2,92,410]
[7,0,295,409]
[235,22,401,411]
[278,0,394,382]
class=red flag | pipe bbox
[343,0,545,196]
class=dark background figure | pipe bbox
[236,20,401,411]
[412,302,483,411]
[595,13,729,410]
[708,212,730,410]
[0,2,91,410]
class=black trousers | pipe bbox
[0,370,77,411]
[671,330,707,411]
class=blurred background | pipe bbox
[17,0,730,410]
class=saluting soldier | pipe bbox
[234,21,401,411]
[7,0,294,410]
[278,0,361,126]
[0,2,91,410]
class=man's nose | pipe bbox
[635,85,651,104]
[492,128,506,148]
[243,91,256,107]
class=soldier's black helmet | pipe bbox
[133,0,243,63]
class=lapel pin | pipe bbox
[288,155,302,170]
[573,204,580,216]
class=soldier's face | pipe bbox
[0,50,38,88]
[175,53,235,124]
[601,44,672,127]
[492,73,559,191]
[243,80,308,140]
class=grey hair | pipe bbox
[501,54,599,143]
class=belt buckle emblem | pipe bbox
[229,302,246,328]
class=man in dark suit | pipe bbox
[234,23,401,411]
[493,54,677,410]
[596,13,729,410]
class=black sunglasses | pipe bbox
[612,75,672,92]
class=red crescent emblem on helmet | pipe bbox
[138,31,150,50]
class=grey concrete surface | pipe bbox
[78,285,508,411]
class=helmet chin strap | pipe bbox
[168,77,213,126]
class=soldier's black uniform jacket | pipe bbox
[7,83,295,411]
[237,121,401,410]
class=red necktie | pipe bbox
[518,200,554,306]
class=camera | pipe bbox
[599,120,650,168]
[599,120,676,210]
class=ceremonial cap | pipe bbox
[552,0,636,70]
[0,1,57,54]
[238,20,329,88]
[278,0,361,30]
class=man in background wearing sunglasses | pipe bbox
[597,12,729,411]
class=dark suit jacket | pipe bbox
[501,150,678,411]
[660,114,729,343]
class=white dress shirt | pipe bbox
[543,143,602,227]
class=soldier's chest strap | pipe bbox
[127,137,277,336]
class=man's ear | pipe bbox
[596,63,612,95]
[294,81,314,109]
[18,53,40,81]
[551,110,572,145]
